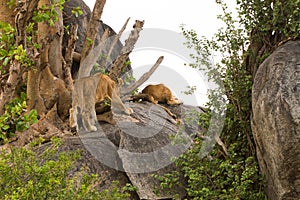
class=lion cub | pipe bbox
[141,84,182,105]
[70,73,133,132]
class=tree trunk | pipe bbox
[0,0,15,26]
[27,0,67,117]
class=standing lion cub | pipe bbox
[70,73,133,132]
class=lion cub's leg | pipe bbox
[97,111,116,125]
[147,95,158,104]
[111,89,133,115]
[70,75,100,132]
[81,77,99,132]
[70,81,81,131]
[69,107,77,131]
[82,111,97,132]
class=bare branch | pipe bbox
[109,20,145,81]
[121,20,145,54]
[122,56,164,95]
[97,17,130,69]
[214,134,228,156]
[78,29,110,78]
[107,17,130,58]
[80,0,106,62]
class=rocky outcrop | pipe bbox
[8,102,203,199]
[252,40,300,200]
[76,102,203,199]
[7,101,203,199]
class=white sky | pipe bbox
[83,0,237,106]
[85,0,230,37]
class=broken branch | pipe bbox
[80,0,106,65]
[109,20,145,81]
[78,29,110,78]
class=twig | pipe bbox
[214,134,228,156]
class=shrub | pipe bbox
[0,137,133,200]
[0,92,38,141]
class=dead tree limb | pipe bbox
[214,134,228,156]
[107,17,130,59]
[122,56,164,95]
[109,20,145,81]
[80,0,106,67]
[98,17,130,69]
[78,29,110,78]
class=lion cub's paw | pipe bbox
[126,108,133,115]
[167,98,182,105]
[87,125,97,132]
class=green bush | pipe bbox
[0,21,34,71]
[0,138,133,200]
[0,21,16,72]
[175,141,266,200]
[155,0,300,199]
[0,92,38,141]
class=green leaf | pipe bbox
[16,121,27,132]
[2,124,10,131]
[3,57,10,66]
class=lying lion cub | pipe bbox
[70,73,133,132]
[141,84,182,105]
[130,84,182,123]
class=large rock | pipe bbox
[78,102,203,199]
[5,95,202,199]
[118,102,200,199]
[252,40,300,200]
